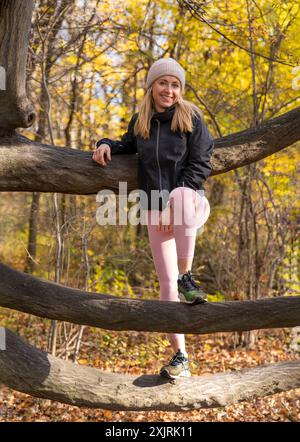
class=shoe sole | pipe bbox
[178,292,207,305]
[160,369,191,380]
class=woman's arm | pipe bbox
[176,115,214,190]
[96,113,138,155]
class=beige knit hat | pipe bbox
[145,58,185,90]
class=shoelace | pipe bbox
[170,352,186,366]
[181,271,203,291]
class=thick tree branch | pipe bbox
[0,107,299,193]
[0,0,35,133]
[0,263,299,334]
[0,328,299,411]
[213,106,300,172]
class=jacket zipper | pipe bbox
[155,119,163,192]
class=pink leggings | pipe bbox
[145,187,210,353]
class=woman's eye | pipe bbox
[160,82,179,88]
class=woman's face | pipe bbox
[151,75,181,112]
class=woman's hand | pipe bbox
[156,205,174,233]
[92,143,111,166]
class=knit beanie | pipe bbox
[145,58,186,90]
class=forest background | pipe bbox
[0,0,299,422]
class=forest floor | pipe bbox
[0,308,299,422]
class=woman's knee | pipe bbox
[169,187,210,228]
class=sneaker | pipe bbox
[178,271,207,305]
[160,350,191,380]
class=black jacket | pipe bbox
[96,104,214,210]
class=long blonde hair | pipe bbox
[134,85,203,139]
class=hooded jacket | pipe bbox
[96,104,214,211]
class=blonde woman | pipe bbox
[93,58,214,380]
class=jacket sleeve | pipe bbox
[176,115,214,190]
[96,113,138,155]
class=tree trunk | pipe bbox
[24,192,40,273]
[0,327,299,411]
[0,0,35,134]
[0,263,299,335]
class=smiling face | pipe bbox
[151,75,182,112]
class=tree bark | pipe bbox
[0,106,300,193]
[0,327,299,411]
[0,0,35,134]
[0,263,299,334]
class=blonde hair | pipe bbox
[133,85,203,139]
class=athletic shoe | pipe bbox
[160,350,191,380]
[178,271,207,305]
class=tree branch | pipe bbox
[179,0,297,67]
[0,263,299,334]
[0,106,299,193]
[0,327,299,411]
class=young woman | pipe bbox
[92,58,214,380]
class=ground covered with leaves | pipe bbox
[0,309,299,422]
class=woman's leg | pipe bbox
[146,210,186,355]
[170,187,210,270]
